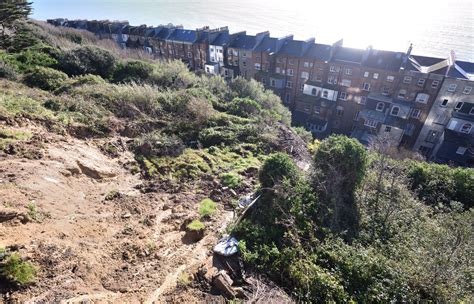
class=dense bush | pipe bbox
[227,97,261,118]
[113,60,154,83]
[23,66,68,91]
[59,46,117,78]
[259,152,300,188]
[132,131,184,158]
[407,161,474,209]
[0,60,18,80]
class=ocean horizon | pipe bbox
[32,0,474,61]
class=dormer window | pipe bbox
[447,84,457,92]
[391,106,400,116]
[376,102,385,112]
[461,123,472,134]
[403,76,412,84]
[463,86,472,94]
[311,88,317,96]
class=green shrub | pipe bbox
[1,253,36,285]
[187,219,205,231]
[227,97,261,118]
[113,60,154,83]
[59,46,117,78]
[132,132,185,158]
[23,66,68,91]
[199,198,217,218]
[293,126,313,143]
[0,61,18,80]
[259,152,299,188]
[220,172,242,188]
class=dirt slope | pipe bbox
[0,125,233,303]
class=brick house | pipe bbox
[226,32,269,80]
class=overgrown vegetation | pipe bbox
[1,253,36,286]
[199,198,217,218]
[234,136,473,303]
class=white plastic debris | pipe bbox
[213,235,239,257]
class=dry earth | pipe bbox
[0,124,235,303]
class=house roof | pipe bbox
[167,29,198,43]
[278,40,307,57]
[304,43,332,61]
[448,60,474,80]
[254,37,278,53]
[363,49,404,71]
[229,35,257,50]
[210,32,230,46]
[332,47,366,64]
[406,55,448,75]
[153,27,174,40]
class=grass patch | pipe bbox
[0,128,32,150]
[177,272,192,287]
[1,253,36,285]
[199,198,217,218]
[187,219,205,231]
[26,201,40,221]
[220,172,243,189]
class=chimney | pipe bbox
[406,43,413,56]
[303,37,315,53]
[276,35,293,52]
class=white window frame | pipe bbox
[286,81,293,88]
[304,61,310,68]
[411,108,421,119]
[376,102,385,112]
[373,73,379,79]
[287,69,294,76]
[276,67,281,74]
[339,92,348,100]
[364,119,378,128]
[311,88,317,96]
[415,93,429,104]
[330,65,337,72]
[403,76,412,84]
[386,75,394,82]
[301,71,309,80]
[463,86,472,94]
[362,82,371,91]
[341,79,351,87]
[440,99,449,107]
[364,71,369,78]
[447,84,457,92]
[322,90,329,99]
[254,63,261,70]
[455,102,463,110]
[460,123,472,134]
[417,78,426,86]
[391,106,400,116]
[431,80,440,89]
[345,68,353,75]
[270,79,276,87]
[398,89,407,99]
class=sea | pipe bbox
[32,0,474,61]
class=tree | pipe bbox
[0,0,32,38]
[312,135,368,239]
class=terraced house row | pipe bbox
[47,19,474,167]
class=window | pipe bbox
[431,80,440,89]
[242,61,247,67]
[228,49,233,55]
[455,102,463,110]
[218,49,223,53]
[242,52,247,57]
[470,108,474,115]
[262,78,266,85]
[440,99,449,107]
[311,88,317,96]
[276,58,282,63]
[364,119,378,128]
[364,71,369,78]
[276,67,281,74]
[336,106,344,116]
[304,61,310,68]
[425,130,440,143]
[205,67,210,73]
[376,102,385,112]
[254,63,261,70]
[456,147,467,155]
[362,83,371,91]
[403,76,412,84]
[354,111,360,121]
[411,108,421,119]
[463,86,472,94]
[286,81,293,88]
[288,59,295,65]
[224,69,229,77]
[314,74,323,82]
[328,76,337,84]
[415,93,429,104]
[300,83,305,91]
[322,90,329,99]
[285,93,291,103]
[187,52,192,58]
[301,71,309,79]
[385,126,392,132]
[382,86,390,95]
[373,73,379,79]
[339,92,348,100]
[447,84,457,92]
[330,66,338,72]
[287,69,294,76]
[360,96,367,105]
[270,79,276,87]
[391,106,400,116]
[339,79,350,87]
[417,78,426,86]
[386,75,395,82]
[314,106,321,114]
[398,89,407,99]
[345,68,353,75]
[461,123,472,134]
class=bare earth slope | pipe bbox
[0,125,234,303]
